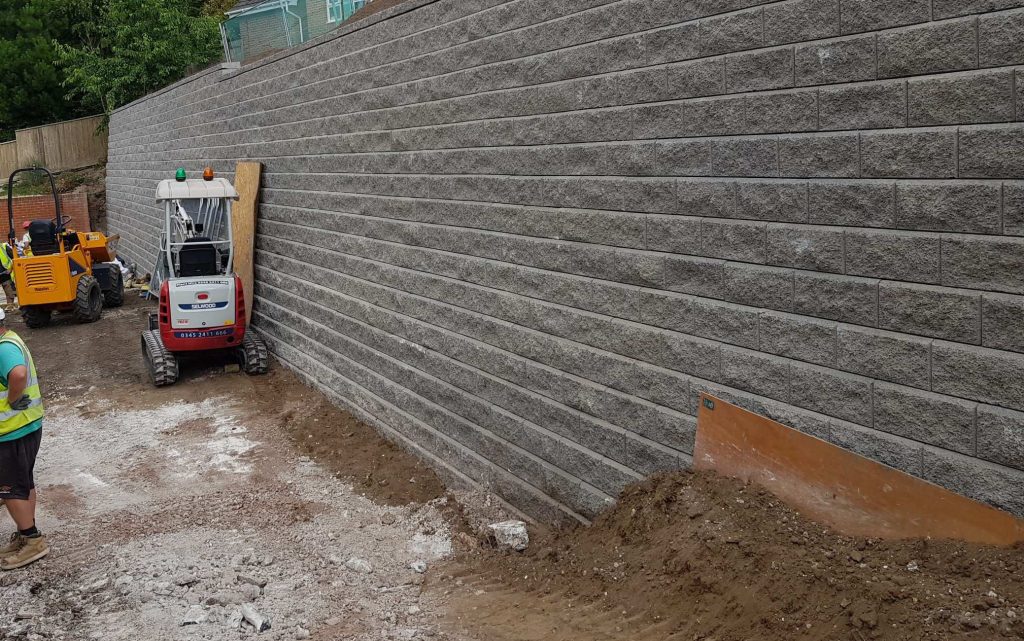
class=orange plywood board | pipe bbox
[233,162,261,325]
[694,394,1024,547]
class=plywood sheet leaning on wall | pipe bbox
[233,162,262,325]
[694,394,1024,547]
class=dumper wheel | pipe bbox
[73,275,103,323]
[21,307,51,329]
[103,268,124,308]
[238,331,269,376]
[141,330,178,387]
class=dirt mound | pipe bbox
[437,471,1024,641]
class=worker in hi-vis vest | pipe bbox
[0,307,47,570]
[0,242,15,311]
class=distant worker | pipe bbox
[0,242,16,311]
[0,307,47,570]
[17,221,30,257]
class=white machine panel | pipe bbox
[168,277,236,331]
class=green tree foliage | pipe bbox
[56,0,223,116]
[0,0,101,140]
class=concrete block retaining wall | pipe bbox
[108,0,1024,522]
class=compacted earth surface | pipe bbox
[0,295,1021,641]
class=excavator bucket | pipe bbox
[694,394,1024,547]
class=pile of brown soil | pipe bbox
[276,377,446,506]
[438,471,1024,641]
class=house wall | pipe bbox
[108,0,1024,522]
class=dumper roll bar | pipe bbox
[7,167,63,245]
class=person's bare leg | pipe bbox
[4,494,34,531]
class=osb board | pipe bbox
[694,394,1024,547]
[233,162,261,324]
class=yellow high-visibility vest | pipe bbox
[0,243,13,272]
[0,330,44,437]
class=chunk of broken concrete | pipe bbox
[241,604,272,632]
[181,605,207,626]
[344,557,373,574]
[488,521,529,551]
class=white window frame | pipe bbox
[326,0,368,23]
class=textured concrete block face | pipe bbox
[873,383,977,454]
[818,81,907,130]
[860,129,958,179]
[878,282,981,343]
[106,0,1024,520]
[841,0,931,33]
[794,35,876,86]
[894,182,1002,234]
[876,19,978,79]
[907,70,1015,126]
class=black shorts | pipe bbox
[0,272,11,285]
[0,428,41,500]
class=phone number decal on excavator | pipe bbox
[173,328,235,339]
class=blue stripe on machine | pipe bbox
[178,302,229,310]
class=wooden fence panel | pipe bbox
[2,115,107,179]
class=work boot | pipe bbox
[0,532,22,556]
[0,534,48,570]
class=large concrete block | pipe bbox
[764,0,839,46]
[976,404,1024,470]
[837,325,932,389]
[794,272,878,326]
[759,310,838,366]
[778,133,860,178]
[922,447,1024,517]
[878,281,981,344]
[941,234,1024,294]
[641,290,760,348]
[845,228,942,284]
[908,69,1015,127]
[873,382,977,454]
[699,7,764,56]
[828,420,924,476]
[701,218,767,262]
[726,47,796,93]
[818,80,907,130]
[721,262,794,310]
[735,180,808,223]
[720,346,790,400]
[981,292,1024,352]
[840,0,930,33]
[646,215,702,255]
[876,18,978,78]
[711,138,779,176]
[959,124,1024,179]
[860,129,958,179]
[676,179,738,218]
[790,362,872,424]
[663,255,725,298]
[794,35,876,86]
[766,223,844,272]
[894,181,1002,234]
[1003,181,1024,236]
[932,340,1024,410]
[933,0,1024,18]
[979,9,1024,66]
[744,89,818,133]
[808,180,896,227]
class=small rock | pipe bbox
[230,555,244,567]
[906,561,919,572]
[381,513,397,526]
[686,505,705,519]
[345,557,373,574]
[16,606,42,620]
[260,555,274,567]
[224,363,241,373]
[294,627,310,640]
[238,583,262,600]
[488,521,529,552]
[236,574,268,588]
[81,578,110,594]
[410,561,428,574]
[849,550,864,563]
[181,605,207,626]
[407,605,421,616]
[324,617,342,626]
